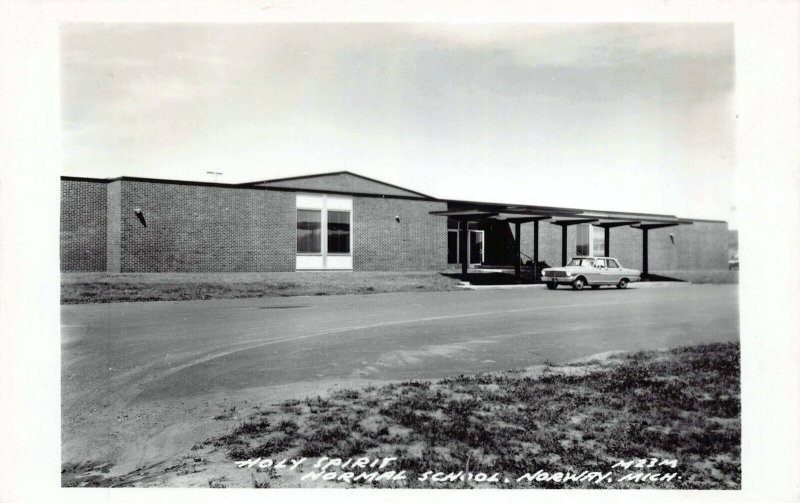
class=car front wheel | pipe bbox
[572,277,585,290]
[617,278,629,289]
[546,282,558,290]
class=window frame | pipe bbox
[576,224,591,256]
[576,223,606,257]
[295,208,323,255]
[591,225,605,257]
[295,193,353,270]
[326,209,352,256]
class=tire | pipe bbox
[572,277,586,290]
[546,282,558,290]
[617,278,629,289]
[591,285,600,290]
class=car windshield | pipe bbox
[568,258,595,266]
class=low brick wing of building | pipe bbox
[60,171,728,275]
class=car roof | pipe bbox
[571,256,616,260]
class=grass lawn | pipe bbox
[61,271,464,304]
[211,342,740,489]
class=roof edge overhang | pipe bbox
[59,174,726,224]
[58,175,438,201]
[239,170,434,199]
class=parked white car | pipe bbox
[541,256,641,290]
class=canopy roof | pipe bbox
[430,203,693,227]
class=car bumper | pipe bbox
[542,276,574,284]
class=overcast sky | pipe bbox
[61,23,735,224]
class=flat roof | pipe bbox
[60,173,727,224]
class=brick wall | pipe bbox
[61,177,727,274]
[353,197,448,271]
[118,181,296,272]
[60,179,107,271]
[106,181,122,272]
[518,221,577,268]
[520,219,728,272]
[673,221,729,271]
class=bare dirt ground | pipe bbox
[61,285,739,487]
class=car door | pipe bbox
[605,259,622,283]
[588,258,606,283]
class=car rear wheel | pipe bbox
[572,277,585,290]
[617,278,629,289]
[546,282,558,290]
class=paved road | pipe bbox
[63,284,738,405]
[61,284,739,470]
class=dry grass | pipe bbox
[213,342,741,489]
[61,271,463,304]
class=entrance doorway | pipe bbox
[469,230,484,265]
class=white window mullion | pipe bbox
[321,195,328,269]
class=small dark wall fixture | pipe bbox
[669,233,675,244]
[134,208,147,227]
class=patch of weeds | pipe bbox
[207,342,740,489]
[299,424,353,457]
[274,419,299,435]
[331,388,361,400]
[208,477,227,488]
[251,472,271,488]
[213,405,237,420]
[232,417,271,436]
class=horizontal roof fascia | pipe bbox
[59,175,438,202]
[59,175,727,224]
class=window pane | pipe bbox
[448,230,458,264]
[297,209,321,253]
[327,210,350,254]
[592,225,605,256]
[607,259,619,268]
[576,224,590,256]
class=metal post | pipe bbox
[514,222,521,280]
[460,220,469,279]
[642,228,649,277]
[533,220,539,283]
[604,226,610,257]
[561,225,567,266]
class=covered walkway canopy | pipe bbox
[431,202,692,281]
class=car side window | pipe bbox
[595,259,605,268]
[607,259,619,268]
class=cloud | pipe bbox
[58,24,735,220]
[403,23,733,69]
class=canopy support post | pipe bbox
[514,222,521,280]
[460,220,469,280]
[533,220,540,283]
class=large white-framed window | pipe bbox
[576,224,605,257]
[296,194,353,270]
